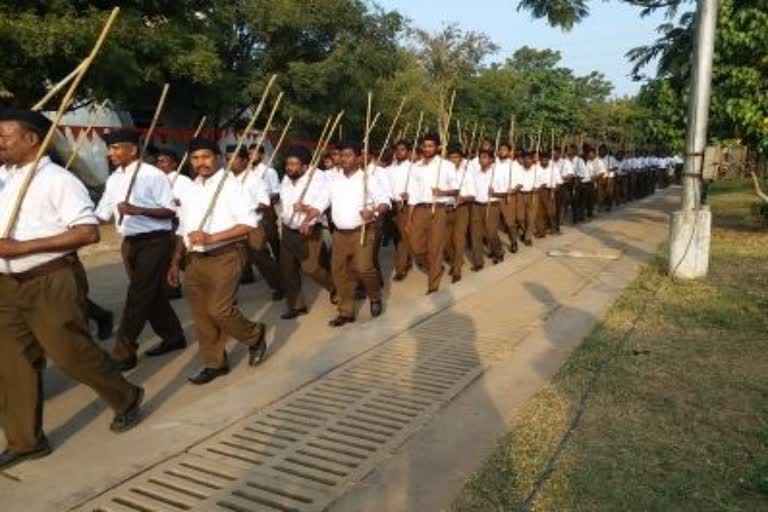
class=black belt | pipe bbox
[187,242,243,260]
[124,230,171,243]
[414,203,448,208]
[3,254,76,283]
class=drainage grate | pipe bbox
[80,309,526,512]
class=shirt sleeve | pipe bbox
[228,181,259,228]
[55,172,99,227]
[94,175,115,221]
[266,168,281,196]
[307,171,331,213]
[369,174,391,207]
[152,172,177,210]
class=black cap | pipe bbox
[0,107,52,138]
[104,128,140,146]
[446,142,464,156]
[248,143,266,153]
[155,147,179,161]
[189,138,221,155]
[285,145,311,165]
[225,144,248,158]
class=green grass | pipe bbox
[453,180,768,512]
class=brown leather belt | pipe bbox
[187,241,243,260]
[414,203,448,208]
[334,226,363,234]
[4,254,76,283]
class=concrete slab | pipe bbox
[0,188,679,512]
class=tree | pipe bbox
[515,0,692,30]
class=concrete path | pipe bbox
[0,189,679,512]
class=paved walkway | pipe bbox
[1,189,679,512]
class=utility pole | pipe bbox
[669,0,718,279]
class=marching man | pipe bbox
[0,108,144,470]
[168,138,268,385]
[324,143,390,326]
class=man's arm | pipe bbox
[0,224,99,259]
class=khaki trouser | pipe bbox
[499,194,519,251]
[408,205,448,291]
[595,176,607,212]
[0,260,136,452]
[279,225,334,311]
[517,192,539,243]
[331,227,381,317]
[536,187,557,237]
[185,243,265,369]
[444,203,471,279]
[113,231,184,362]
[393,204,413,276]
[470,202,503,268]
[247,226,283,293]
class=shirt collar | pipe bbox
[195,168,225,186]
[12,156,52,175]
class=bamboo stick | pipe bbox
[485,127,502,221]
[64,100,108,170]
[242,91,285,182]
[509,114,516,146]
[376,96,407,163]
[172,115,208,186]
[31,61,87,112]
[311,115,334,166]
[263,116,293,169]
[401,111,424,211]
[432,90,456,215]
[196,75,278,231]
[3,7,120,238]
[118,83,170,225]
[361,92,373,245]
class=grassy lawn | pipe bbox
[453,180,768,512]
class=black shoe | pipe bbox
[393,272,407,282]
[145,338,187,357]
[248,325,268,367]
[471,265,484,272]
[240,271,256,285]
[110,386,145,433]
[523,240,533,247]
[281,307,308,320]
[451,275,462,284]
[370,300,383,318]
[328,316,355,327]
[95,311,114,341]
[330,290,339,305]
[113,354,137,372]
[510,243,518,254]
[425,288,438,296]
[271,290,284,302]
[0,442,52,471]
[354,286,366,300]
[166,287,183,301]
[188,366,230,385]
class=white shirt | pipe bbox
[471,164,498,203]
[407,156,456,206]
[95,160,175,237]
[386,159,412,201]
[238,171,269,224]
[490,158,515,194]
[0,165,9,193]
[0,157,98,273]
[167,171,194,202]
[367,163,393,203]
[247,162,281,197]
[325,168,390,230]
[555,158,575,179]
[454,160,477,200]
[536,162,562,188]
[603,155,619,178]
[586,158,607,181]
[572,157,591,182]
[515,165,537,192]
[280,170,330,230]
[175,169,258,252]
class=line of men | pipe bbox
[0,105,673,469]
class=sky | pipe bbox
[377,0,671,98]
